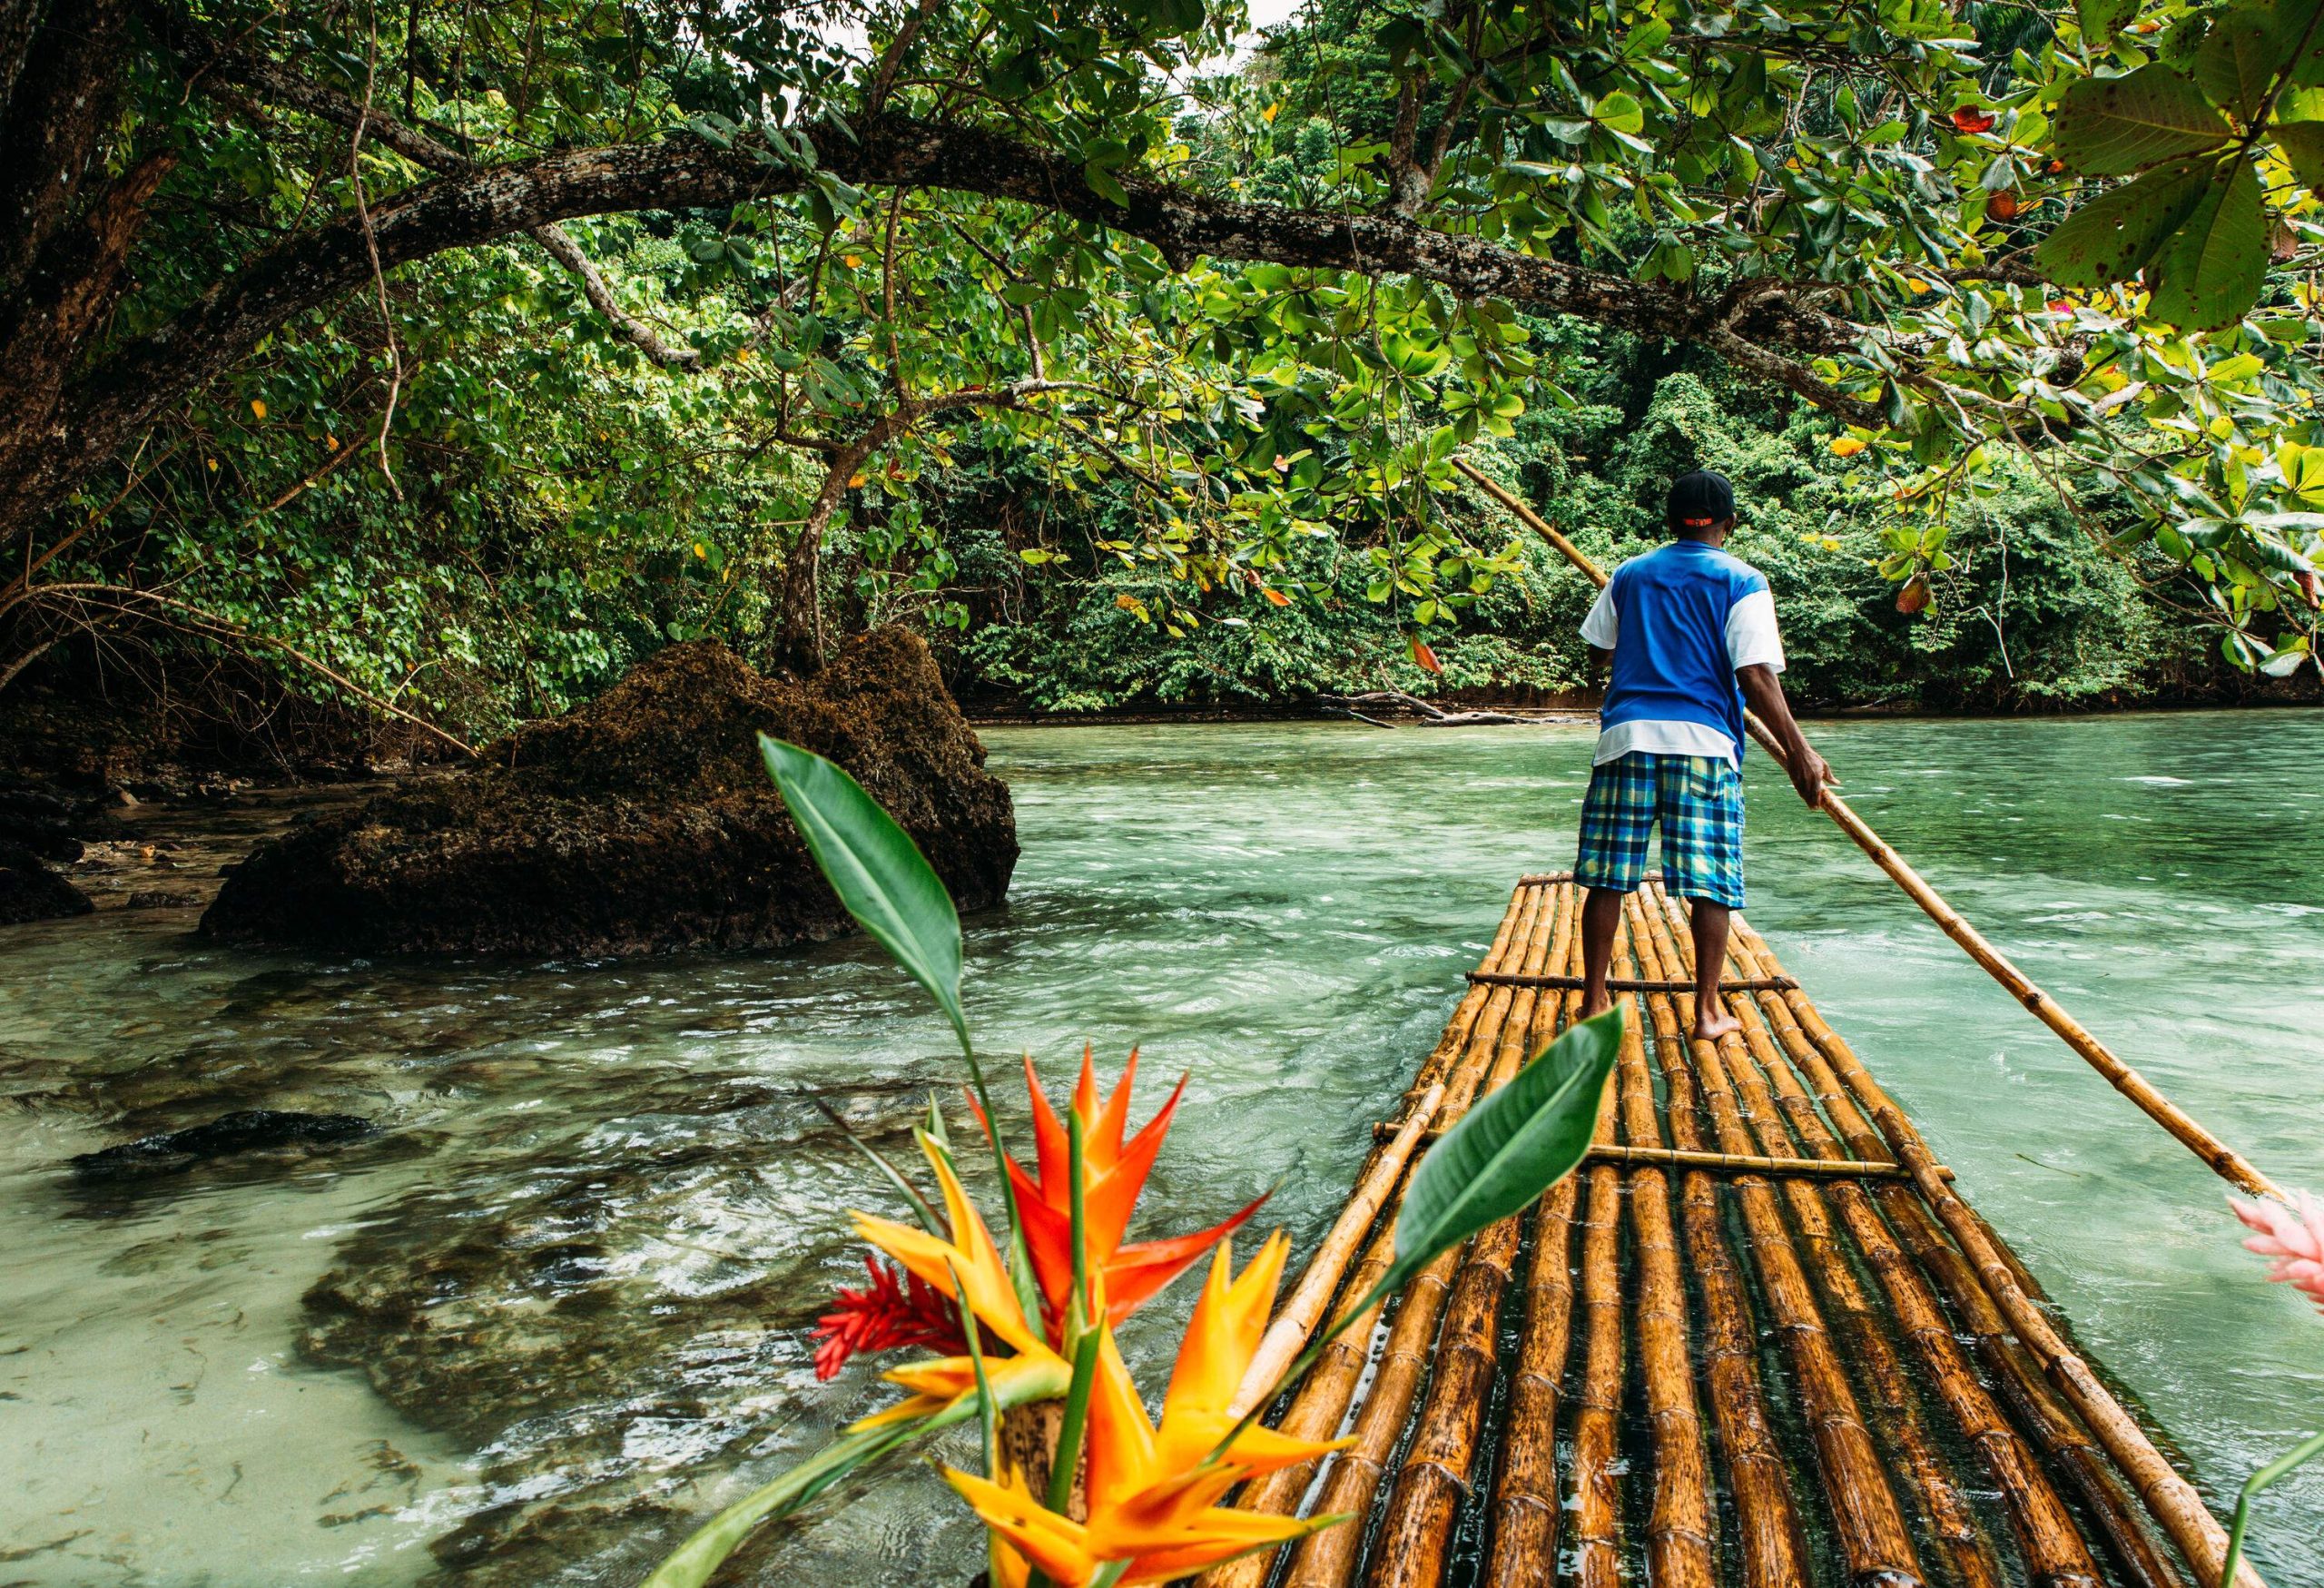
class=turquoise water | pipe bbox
[1,711,2319,1583]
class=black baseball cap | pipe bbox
[1667,470,1737,529]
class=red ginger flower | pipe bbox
[981,1047,1266,1336]
[810,1254,968,1380]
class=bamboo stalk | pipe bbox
[1727,917,2266,1588]
[1627,902,1808,1588]
[1465,972,1797,992]
[1621,895,1925,1588]
[1611,932,1717,1588]
[1712,915,2186,1588]
[1565,1119,1627,1588]
[1587,1142,1913,1179]
[1484,1175,1580,1586]
[1485,880,1584,1585]
[1232,1081,1445,1417]
[1369,883,1577,1587]
[1200,887,1550,1588]
[1650,892,2081,1588]
[1276,878,1565,1588]
[1455,453,2280,1200]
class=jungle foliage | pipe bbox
[1,0,2319,739]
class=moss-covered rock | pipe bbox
[201,630,1017,954]
[0,840,94,923]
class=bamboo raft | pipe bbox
[1209,872,2262,1588]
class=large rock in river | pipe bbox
[201,629,1017,954]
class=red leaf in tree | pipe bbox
[1411,638,1443,675]
[1988,190,2021,222]
[1950,107,1996,134]
[1262,587,1292,607]
[1896,571,1933,616]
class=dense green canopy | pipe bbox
[1,0,2319,732]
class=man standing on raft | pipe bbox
[1574,469,1833,1041]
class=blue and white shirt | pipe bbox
[1579,541,1785,767]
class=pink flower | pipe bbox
[2230,1191,2324,1315]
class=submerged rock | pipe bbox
[70,1108,378,1179]
[200,629,1018,955]
[0,840,94,923]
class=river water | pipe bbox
[3,712,2319,1586]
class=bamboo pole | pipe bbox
[1369,887,1574,1587]
[1564,1097,1627,1588]
[1485,882,1583,1585]
[1232,1081,1444,1417]
[1276,880,1564,1588]
[1620,896,1926,1588]
[1724,917,2266,1588]
[1585,1142,1914,1179]
[1716,915,2185,1588]
[1201,884,1550,1588]
[1452,453,2280,1200]
[1649,893,2083,1588]
[1627,901,1808,1588]
[1611,933,1717,1588]
[1484,1175,1580,1585]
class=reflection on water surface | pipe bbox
[3,711,2320,1584]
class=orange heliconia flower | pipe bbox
[944,1235,1350,1586]
[996,1049,1267,1333]
[849,1134,1072,1428]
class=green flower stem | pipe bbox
[2216,1425,2324,1588]
[639,1413,946,1588]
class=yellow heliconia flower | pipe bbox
[944,1235,1351,1586]
[849,1137,1070,1430]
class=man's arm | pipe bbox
[1736,663,1835,808]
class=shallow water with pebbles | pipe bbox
[3,712,2321,1585]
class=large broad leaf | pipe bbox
[2198,7,2296,125]
[1392,1008,1620,1272]
[2278,121,2324,191]
[2146,156,2269,330]
[759,734,967,1046]
[2053,65,2232,175]
[2035,158,2213,289]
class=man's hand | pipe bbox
[1786,745,1837,809]
[1735,662,1835,809]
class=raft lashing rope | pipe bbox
[1205,874,2265,1588]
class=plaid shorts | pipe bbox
[1574,751,1745,908]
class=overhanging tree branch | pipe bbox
[12,109,1894,546]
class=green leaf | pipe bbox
[759,735,967,1048]
[2146,157,2268,330]
[1392,1009,1620,1274]
[2197,7,2292,125]
[1084,162,1131,207]
[2035,158,2213,288]
[2277,122,2324,190]
[1592,92,1645,136]
[2077,0,2132,48]
[2053,66,2232,175]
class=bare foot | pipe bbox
[1694,998,1740,1043]
[1580,992,1612,1024]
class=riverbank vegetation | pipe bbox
[3,0,2322,762]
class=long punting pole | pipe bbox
[1449,456,2285,1201]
